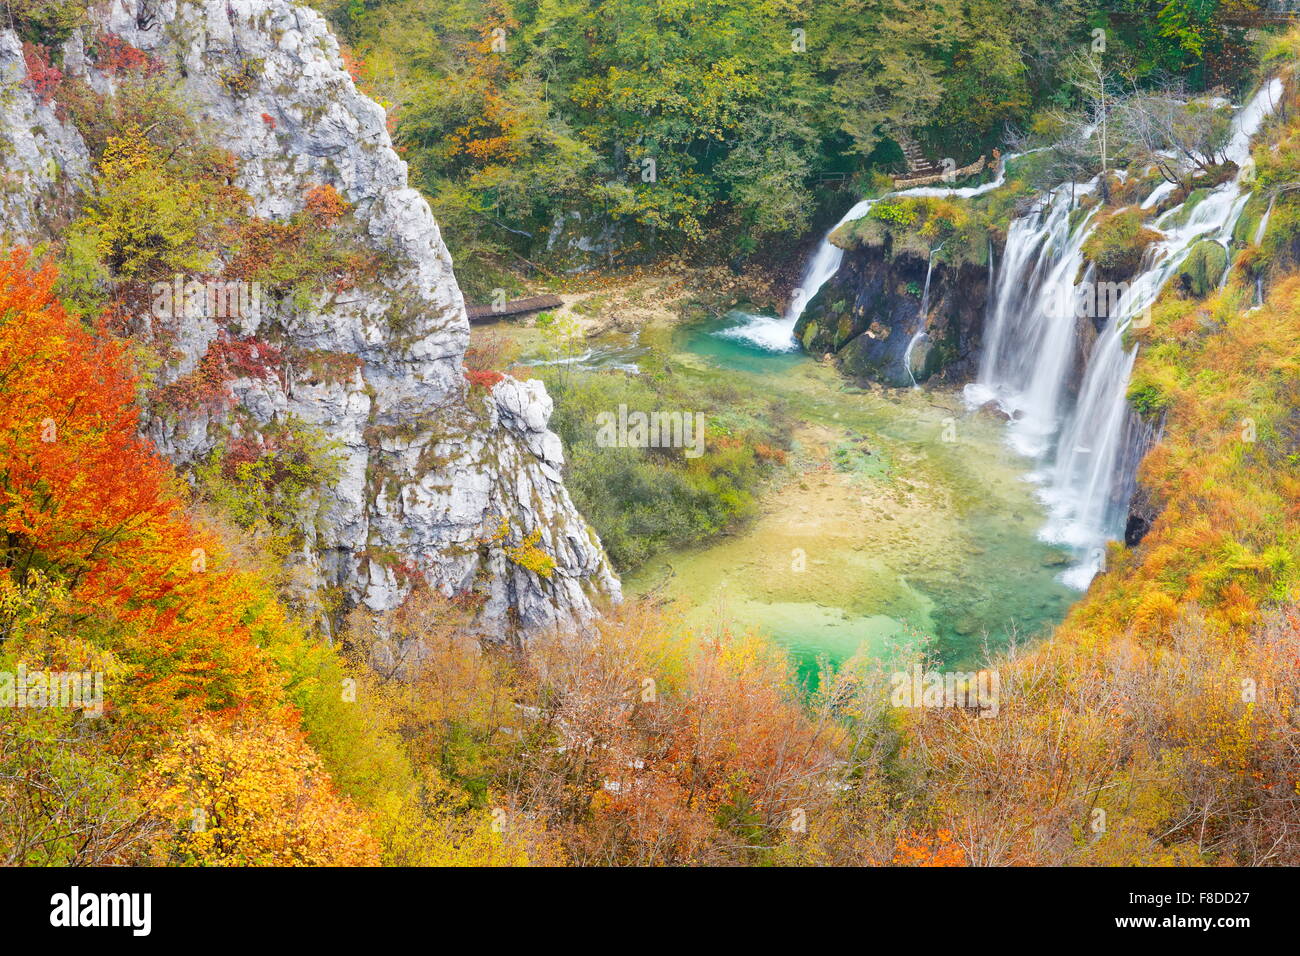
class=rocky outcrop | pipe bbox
[794,243,990,388]
[0,0,620,641]
[0,34,93,243]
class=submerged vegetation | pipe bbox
[538,349,793,570]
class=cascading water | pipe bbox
[904,244,945,388]
[1255,192,1277,245]
[966,184,1101,457]
[718,158,1017,352]
[903,331,926,389]
[974,77,1283,589]
[715,198,875,352]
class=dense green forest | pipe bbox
[317,0,1263,294]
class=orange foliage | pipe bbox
[144,720,380,866]
[0,249,379,863]
[0,250,287,729]
[21,43,62,103]
[96,33,161,76]
[892,829,966,867]
[465,367,505,390]
[445,16,526,167]
[304,183,349,227]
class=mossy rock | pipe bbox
[1162,188,1210,229]
[1177,240,1229,298]
[1082,208,1161,278]
[800,320,821,352]
[837,195,990,266]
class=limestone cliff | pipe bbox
[0,0,620,640]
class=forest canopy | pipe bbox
[317,0,1267,290]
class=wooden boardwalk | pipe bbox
[466,294,563,322]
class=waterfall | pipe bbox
[718,156,1017,352]
[715,198,875,352]
[1255,192,1277,245]
[903,331,926,389]
[985,239,995,322]
[903,244,946,388]
[975,77,1283,589]
[918,243,942,320]
[966,184,1101,457]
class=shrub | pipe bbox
[95,33,161,76]
[540,361,790,570]
[304,183,349,226]
[465,367,505,390]
[72,125,237,281]
[220,58,264,97]
[143,720,380,866]
[20,42,62,102]
[1082,208,1161,278]
[6,0,86,45]
[194,417,343,542]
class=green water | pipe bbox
[672,312,807,375]
[627,311,1078,680]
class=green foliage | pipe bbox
[1126,375,1173,418]
[1099,0,1258,84]
[54,75,247,299]
[3,0,87,45]
[843,194,992,266]
[539,359,790,570]
[1083,207,1161,277]
[194,418,344,550]
[929,36,1031,155]
[871,201,920,228]
[312,0,1124,271]
[1178,238,1230,297]
[73,127,224,281]
[48,225,110,318]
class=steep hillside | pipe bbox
[0,0,619,641]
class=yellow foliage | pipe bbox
[144,720,380,866]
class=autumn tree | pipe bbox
[0,250,382,864]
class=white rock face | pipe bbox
[0,32,93,244]
[0,0,621,640]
